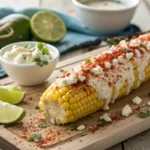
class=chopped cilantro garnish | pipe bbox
[22,53,26,60]
[107,38,120,46]
[37,42,49,55]
[60,69,68,74]
[27,133,41,143]
[85,58,91,64]
[97,119,107,126]
[38,120,47,128]
[123,47,130,53]
[33,133,41,143]
[35,105,40,110]
[23,44,35,49]
[34,58,48,67]
[137,111,150,118]
[27,135,33,141]
[67,123,78,131]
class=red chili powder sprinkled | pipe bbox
[88,125,99,133]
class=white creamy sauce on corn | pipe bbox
[56,34,150,110]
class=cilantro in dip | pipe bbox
[2,42,52,67]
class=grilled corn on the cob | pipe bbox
[40,33,150,125]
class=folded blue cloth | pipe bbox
[0,7,141,78]
[0,7,141,53]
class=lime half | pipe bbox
[30,10,66,43]
[0,101,26,124]
[0,85,26,105]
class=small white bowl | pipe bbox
[0,42,59,86]
[72,0,140,35]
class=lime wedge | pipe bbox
[0,85,26,105]
[30,10,66,43]
[0,101,26,124]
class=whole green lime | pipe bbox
[0,14,31,48]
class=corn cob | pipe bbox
[39,33,150,125]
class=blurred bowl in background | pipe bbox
[72,0,140,35]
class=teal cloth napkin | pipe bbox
[0,7,141,78]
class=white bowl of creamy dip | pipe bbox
[72,0,139,34]
[0,42,59,86]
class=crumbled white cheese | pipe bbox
[92,65,103,74]
[78,76,86,82]
[67,75,78,85]
[103,51,113,54]
[118,55,124,63]
[137,40,142,45]
[146,43,150,51]
[74,65,83,73]
[57,79,67,88]
[120,40,129,49]
[100,113,112,122]
[148,102,150,106]
[135,49,141,58]
[50,118,55,124]
[126,52,134,60]
[57,75,77,88]
[129,39,142,47]
[112,59,118,65]
[109,45,115,51]
[122,105,132,117]
[105,62,111,69]
[77,125,86,131]
[132,96,143,105]
[96,54,101,58]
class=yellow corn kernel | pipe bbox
[52,95,58,101]
[69,97,76,103]
[55,91,61,98]
[62,95,69,101]
[39,101,43,109]
[60,88,66,95]
[66,92,71,98]
[74,95,80,101]
[62,102,70,109]
[69,116,74,122]
[70,103,77,110]
[58,98,63,104]
[65,110,73,117]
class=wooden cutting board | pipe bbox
[0,46,150,150]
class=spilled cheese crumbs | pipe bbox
[92,65,103,74]
[100,113,112,122]
[77,125,86,131]
[132,96,143,105]
[122,105,132,117]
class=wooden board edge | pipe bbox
[50,116,150,150]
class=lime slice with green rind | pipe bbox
[30,10,66,43]
[0,85,26,105]
[0,101,26,124]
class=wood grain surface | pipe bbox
[0,0,150,150]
